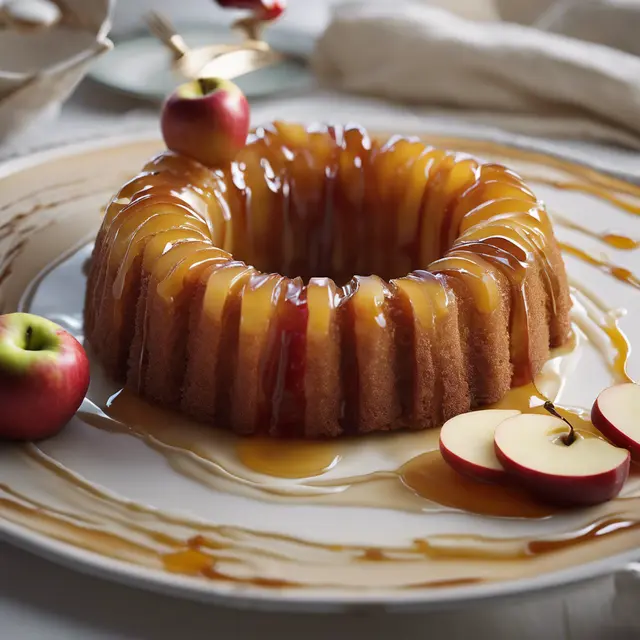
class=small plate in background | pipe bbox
[88,23,313,102]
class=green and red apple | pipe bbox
[161,77,250,168]
[0,313,89,440]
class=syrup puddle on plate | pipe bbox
[75,308,636,522]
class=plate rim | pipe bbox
[1,510,637,612]
[1,132,639,612]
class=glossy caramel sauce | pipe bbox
[162,549,213,575]
[4,133,640,593]
[570,283,634,384]
[108,386,341,481]
[524,176,640,217]
[236,438,341,478]
[527,518,639,555]
[3,442,640,590]
[601,321,633,384]
[551,212,639,251]
[79,259,627,522]
[399,451,557,518]
[600,233,639,250]
[84,319,602,524]
[86,124,573,438]
[560,242,640,291]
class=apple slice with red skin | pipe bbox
[592,383,640,461]
[439,409,521,483]
[0,313,90,440]
[494,413,630,506]
[161,77,250,169]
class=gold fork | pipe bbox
[146,11,281,81]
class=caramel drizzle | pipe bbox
[338,279,360,435]
[0,178,86,216]
[82,125,637,444]
[560,242,640,291]
[569,282,634,384]
[452,241,532,385]
[525,175,640,288]
[82,400,345,497]
[0,190,97,306]
[85,125,564,436]
[261,278,308,436]
[3,444,640,589]
[524,175,640,217]
[87,312,601,509]
[7,210,637,594]
[551,211,639,251]
[395,270,461,425]
[527,517,639,554]
[421,138,640,200]
[5,131,640,592]
[215,268,252,428]
[388,280,416,424]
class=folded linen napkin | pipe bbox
[498,0,640,58]
[313,1,640,148]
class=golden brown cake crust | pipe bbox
[84,123,572,438]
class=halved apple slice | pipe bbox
[592,383,640,461]
[494,413,630,506]
[439,409,521,482]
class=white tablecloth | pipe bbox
[1,1,640,637]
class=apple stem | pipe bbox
[25,325,33,351]
[543,401,576,446]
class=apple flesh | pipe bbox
[0,313,90,440]
[439,409,520,483]
[494,413,630,506]
[161,77,250,168]
[592,383,640,461]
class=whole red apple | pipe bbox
[214,0,286,21]
[0,313,90,440]
[161,77,250,168]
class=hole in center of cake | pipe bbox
[228,195,449,285]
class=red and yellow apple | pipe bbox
[0,313,90,440]
[494,413,630,506]
[161,77,250,168]
[439,409,520,483]
[592,383,640,461]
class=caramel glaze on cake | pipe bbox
[84,123,572,438]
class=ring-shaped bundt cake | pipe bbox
[85,123,571,438]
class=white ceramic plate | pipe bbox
[0,134,640,612]
[88,24,312,102]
